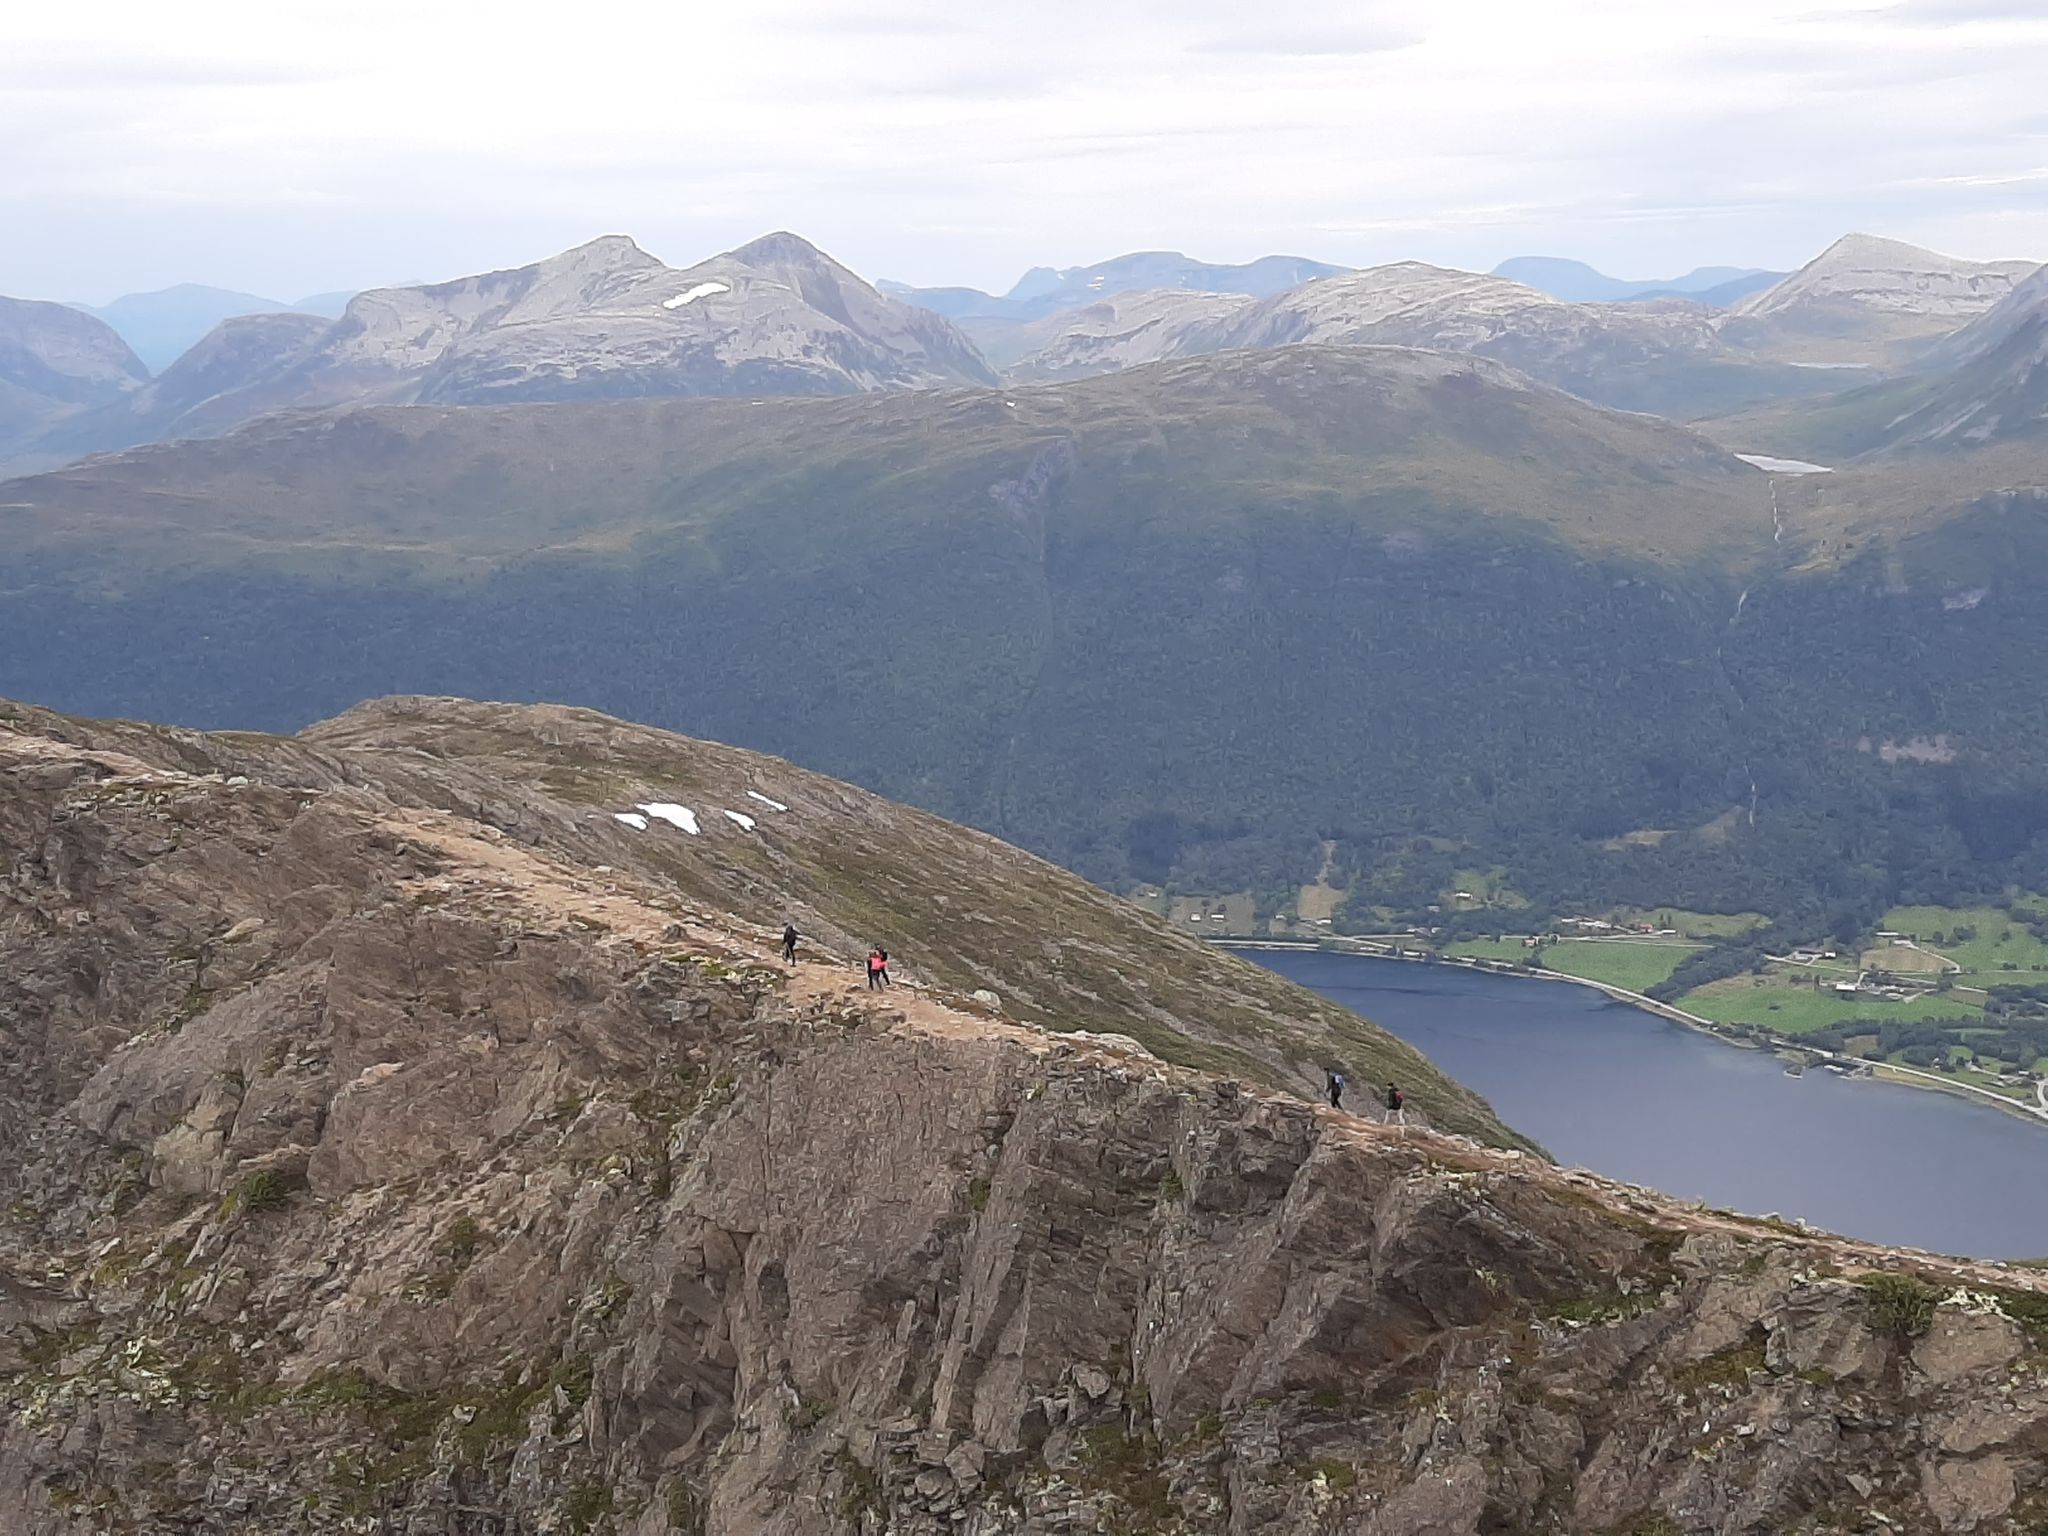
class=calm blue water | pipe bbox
[1254,950,2048,1259]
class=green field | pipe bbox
[1678,971,1981,1034]
[1542,939,1699,994]
[1442,937,1535,964]
[1902,1058,2034,1103]
[1612,907,1769,940]
[1879,905,2048,984]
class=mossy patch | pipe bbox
[220,1166,303,1219]
[562,1484,614,1533]
[1861,1272,1940,1337]
[1077,1424,1173,1529]
[1670,1332,1767,1394]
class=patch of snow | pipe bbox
[746,791,789,811]
[662,281,731,310]
[637,802,701,835]
[722,809,757,831]
[1734,453,1833,475]
[613,812,649,830]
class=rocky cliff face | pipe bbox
[5,699,2048,1535]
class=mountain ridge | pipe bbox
[6,694,2048,1533]
[67,283,346,373]
[10,232,994,466]
[885,250,1350,323]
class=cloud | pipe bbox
[0,0,2043,303]
[1185,22,1424,56]
[1,52,350,90]
[1879,0,2048,25]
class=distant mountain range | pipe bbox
[6,233,992,467]
[880,251,1349,323]
[978,234,2039,418]
[1490,257,1784,307]
[2,229,2039,472]
[66,283,362,373]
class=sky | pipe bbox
[5,0,2047,304]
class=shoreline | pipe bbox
[1222,936,2048,1128]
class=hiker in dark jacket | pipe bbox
[782,923,799,963]
[1384,1082,1406,1128]
[1326,1068,1346,1110]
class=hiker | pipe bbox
[876,946,891,987]
[1384,1082,1406,1128]
[781,923,799,963]
[867,947,886,990]
[1326,1068,1346,1110]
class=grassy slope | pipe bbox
[1541,940,1699,994]
[1678,972,1979,1034]
[11,344,2048,935]
[0,346,1773,574]
[1694,377,1934,464]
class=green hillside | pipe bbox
[5,345,2048,933]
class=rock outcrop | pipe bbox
[5,699,2048,1534]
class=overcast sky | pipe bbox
[6,0,2045,304]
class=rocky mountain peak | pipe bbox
[1735,232,2038,321]
[531,232,662,277]
[725,229,837,272]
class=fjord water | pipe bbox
[1254,950,2048,1259]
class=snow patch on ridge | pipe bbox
[613,812,649,830]
[1734,453,1833,475]
[722,809,757,831]
[663,281,731,310]
[747,791,789,812]
[638,803,701,834]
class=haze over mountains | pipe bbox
[9,318,2048,935]
[4,227,2037,473]
[6,221,2048,936]
[879,250,1349,322]
[1491,256,1783,307]
[67,284,360,373]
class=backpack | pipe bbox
[1387,1086,1403,1110]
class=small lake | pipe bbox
[1252,949,2048,1259]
